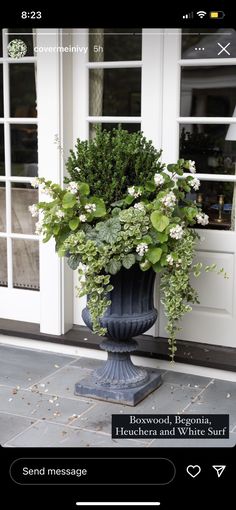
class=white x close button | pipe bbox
[217,42,231,55]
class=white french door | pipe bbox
[0,28,40,322]
[73,28,236,349]
[159,29,236,348]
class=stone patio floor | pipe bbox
[0,343,235,447]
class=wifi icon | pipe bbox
[197,10,207,18]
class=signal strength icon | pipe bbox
[183,12,194,19]
[197,10,207,18]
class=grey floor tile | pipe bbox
[30,366,93,399]
[0,386,93,425]
[185,401,236,431]
[71,357,104,370]
[0,412,35,445]
[162,371,210,389]
[5,421,147,448]
[0,345,75,388]
[72,383,201,434]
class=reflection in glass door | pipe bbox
[0,28,40,322]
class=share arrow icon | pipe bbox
[212,465,226,478]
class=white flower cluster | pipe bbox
[28,204,38,217]
[127,186,142,198]
[136,243,148,257]
[169,225,184,240]
[79,214,87,222]
[31,177,40,188]
[166,254,174,266]
[35,217,44,235]
[196,212,209,226]
[55,210,65,219]
[188,160,196,173]
[84,203,96,213]
[74,167,81,173]
[134,202,145,212]
[190,176,200,191]
[67,182,79,194]
[154,173,164,187]
[161,191,176,208]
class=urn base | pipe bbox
[75,367,162,406]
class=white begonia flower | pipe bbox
[74,167,81,173]
[67,181,79,194]
[188,160,196,173]
[161,191,176,208]
[79,214,87,222]
[154,173,165,187]
[134,202,145,212]
[84,203,96,213]
[169,225,184,240]
[35,218,44,235]
[55,210,65,219]
[196,212,209,226]
[28,204,38,217]
[166,254,174,266]
[190,176,200,191]
[31,177,40,188]
[127,186,142,198]
[136,243,148,257]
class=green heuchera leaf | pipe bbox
[151,211,169,232]
[90,197,106,217]
[139,260,152,271]
[122,253,136,269]
[67,255,81,270]
[147,247,162,264]
[145,180,156,192]
[97,218,121,243]
[69,218,80,231]
[106,259,122,275]
[62,192,77,209]
[156,232,168,243]
[79,182,90,196]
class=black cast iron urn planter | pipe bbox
[74,264,162,405]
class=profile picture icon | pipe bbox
[7,39,27,58]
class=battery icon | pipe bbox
[210,11,225,19]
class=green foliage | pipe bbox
[32,137,227,360]
[66,126,164,205]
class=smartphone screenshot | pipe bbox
[0,4,235,508]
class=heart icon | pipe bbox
[186,465,201,478]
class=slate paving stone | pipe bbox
[185,402,236,431]
[0,386,94,425]
[162,371,211,389]
[0,345,75,388]
[5,421,147,448]
[71,357,104,370]
[72,383,201,434]
[0,412,35,445]
[29,366,92,399]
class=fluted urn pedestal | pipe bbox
[75,265,162,406]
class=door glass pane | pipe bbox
[0,125,4,175]
[89,28,142,62]
[0,182,6,231]
[181,28,236,59]
[0,238,7,286]
[13,239,39,290]
[179,124,236,175]
[8,28,34,56]
[180,66,236,117]
[89,68,141,116]
[11,183,38,234]
[10,64,37,117]
[0,64,3,117]
[11,124,38,176]
[186,181,234,230]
